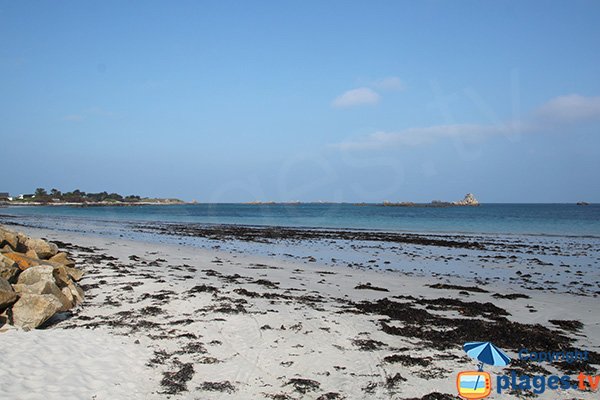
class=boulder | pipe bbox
[17,264,55,286]
[49,252,76,268]
[66,281,85,305]
[23,238,58,259]
[0,228,18,250]
[0,276,18,311]
[0,254,20,283]
[25,249,39,259]
[52,265,72,287]
[65,266,84,282]
[61,286,75,306]
[4,253,44,270]
[16,232,30,253]
[0,244,14,254]
[10,293,63,330]
[13,281,73,311]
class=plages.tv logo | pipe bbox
[456,341,511,399]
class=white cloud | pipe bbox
[372,76,404,91]
[334,93,600,151]
[336,124,512,150]
[535,94,600,121]
[332,87,380,108]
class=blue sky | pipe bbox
[1,0,599,202]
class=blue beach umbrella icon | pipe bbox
[463,341,511,370]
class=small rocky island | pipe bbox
[382,193,480,207]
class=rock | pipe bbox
[23,238,58,259]
[66,281,85,305]
[17,265,55,286]
[0,254,21,283]
[49,252,76,268]
[65,266,84,282]
[52,265,72,287]
[61,286,75,306]
[0,244,14,254]
[10,293,63,330]
[25,249,39,259]
[0,227,18,250]
[453,193,480,206]
[13,281,73,311]
[0,276,18,311]
[4,252,44,270]
[16,232,30,252]
[0,312,8,329]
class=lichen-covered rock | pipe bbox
[23,238,58,259]
[10,293,63,330]
[0,254,20,283]
[0,276,18,311]
[3,252,44,271]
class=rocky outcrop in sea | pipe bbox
[0,226,84,330]
[382,193,480,207]
[453,193,479,206]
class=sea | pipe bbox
[1,203,599,238]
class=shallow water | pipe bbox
[2,203,600,237]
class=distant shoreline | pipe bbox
[0,201,186,207]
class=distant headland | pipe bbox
[0,188,184,206]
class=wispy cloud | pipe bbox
[336,124,513,150]
[332,87,380,108]
[334,93,598,151]
[372,76,405,91]
[535,94,600,122]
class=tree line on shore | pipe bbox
[26,188,143,204]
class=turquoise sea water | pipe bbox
[2,203,600,237]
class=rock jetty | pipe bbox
[0,226,84,330]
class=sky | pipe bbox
[1,0,599,202]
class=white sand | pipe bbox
[1,226,598,399]
[0,327,155,399]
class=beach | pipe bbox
[1,218,599,399]
[3,1,599,397]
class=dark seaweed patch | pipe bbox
[428,283,489,293]
[355,283,389,292]
[285,378,321,394]
[197,381,236,393]
[548,319,583,332]
[160,362,194,394]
